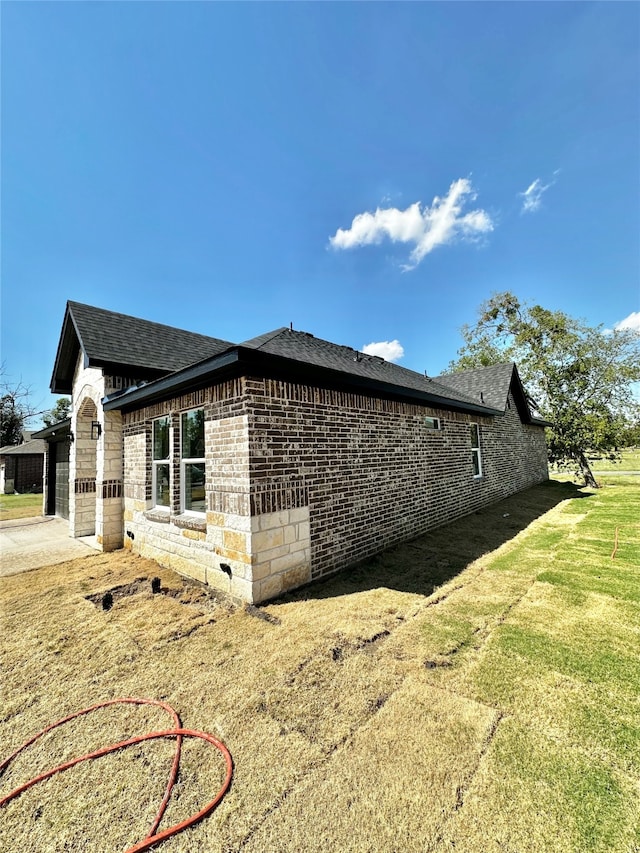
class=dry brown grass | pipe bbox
[1,480,638,852]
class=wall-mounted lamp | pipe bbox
[68,431,74,443]
[91,421,102,440]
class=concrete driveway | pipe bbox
[0,516,97,577]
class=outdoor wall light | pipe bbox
[91,421,102,440]
[68,431,75,443]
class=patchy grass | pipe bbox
[0,492,42,521]
[1,479,638,852]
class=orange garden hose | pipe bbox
[0,698,233,853]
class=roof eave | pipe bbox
[104,346,501,416]
[50,304,81,394]
[103,350,243,411]
[31,419,72,440]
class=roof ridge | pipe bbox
[241,327,289,349]
[437,361,515,379]
[67,301,228,343]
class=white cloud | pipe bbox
[519,176,555,213]
[329,178,493,270]
[362,340,405,362]
[614,311,640,334]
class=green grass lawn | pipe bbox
[589,447,640,471]
[1,478,638,852]
[0,492,42,520]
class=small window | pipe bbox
[181,409,205,513]
[424,416,441,430]
[152,417,170,507]
[470,423,482,478]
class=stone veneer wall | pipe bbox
[70,359,126,548]
[121,375,547,603]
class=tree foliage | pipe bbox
[0,395,24,447]
[42,397,71,428]
[449,292,640,487]
[0,369,37,448]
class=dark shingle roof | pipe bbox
[51,302,233,393]
[241,328,494,410]
[436,362,549,425]
[106,326,502,415]
[0,438,46,456]
[435,362,517,411]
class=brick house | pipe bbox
[0,436,46,495]
[40,301,549,603]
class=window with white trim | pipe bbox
[424,416,441,430]
[181,409,206,513]
[152,416,170,507]
[470,423,482,478]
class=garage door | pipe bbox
[53,441,70,519]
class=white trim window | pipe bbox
[424,416,441,430]
[181,409,206,514]
[470,423,482,478]
[152,416,170,508]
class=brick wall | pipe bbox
[245,378,548,584]
[122,381,255,600]
[2,454,43,493]
[121,374,548,602]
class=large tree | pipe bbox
[449,292,640,488]
[0,370,37,447]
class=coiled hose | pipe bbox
[0,697,233,853]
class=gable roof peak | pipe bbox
[51,301,234,394]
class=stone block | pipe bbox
[297,521,311,541]
[224,513,251,532]
[254,543,290,562]
[251,561,272,581]
[182,529,206,541]
[281,563,311,592]
[259,510,290,531]
[252,527,284,552]
[289,506,309,524]
[230,575,253,603]
[223,529,248,553]
[217,547,251,565]
[270,550,306,575]
[256,573,282,603]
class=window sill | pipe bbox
[173,514,206,532]
[144,509,170,524]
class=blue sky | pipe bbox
[2,2,639,423]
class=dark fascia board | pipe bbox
[86,360,167,381]
[50,307,80,394]
[507,365,551,426]
[32,418,71,441]
[103,350,243,411]
[104,346,502,417]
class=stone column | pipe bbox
[96,410,124,550]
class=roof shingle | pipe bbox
[51,302,233,393]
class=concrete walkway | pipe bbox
[0,516,98,577]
